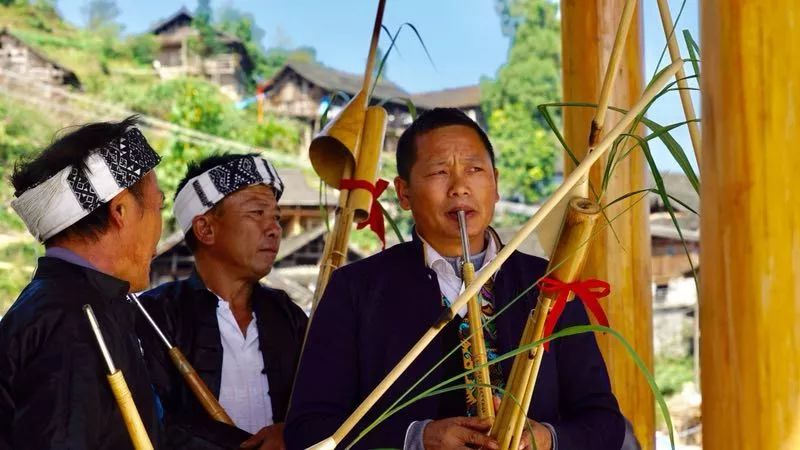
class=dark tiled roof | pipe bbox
[411,85,481,109]
[270,60,410,102]
[648,171,700,214]
[0,28,80,88]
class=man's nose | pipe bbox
[448,171,470,197]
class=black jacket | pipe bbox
[138,272,308,429]
[0,257,161,450]
[286,235,624,449]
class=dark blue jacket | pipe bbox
[285,235,624,449]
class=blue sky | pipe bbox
[56,0,700,174]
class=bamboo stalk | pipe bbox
[84,305,154,450]
[590,0,639,146]
[307,60,683,450]
[457,210,494,420]
[655,0,701,163]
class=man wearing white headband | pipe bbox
[137,154,307,450]
[0,116,165,449]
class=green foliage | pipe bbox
[482,0,561,203]
[125,33,158,65]
[655,356,694,397]
[193,0,224,57]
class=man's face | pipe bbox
[125,171,164,291]
[204,184,282,281]
[395,125,499,256]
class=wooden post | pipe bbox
[560,1,654,448]
[700,2,800,448]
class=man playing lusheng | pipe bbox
[285,108,624,449]
[0,117,165,449]
[138,154,308,450]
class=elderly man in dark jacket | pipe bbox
[139,154,307,450]
[286,108,624,450]
[0,117,164,449]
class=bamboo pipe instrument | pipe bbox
[305,59,683,450]
[129,294,235,425]
[83,304,154,450]
[456,210,494,420]
[489,198,600,450]
[310,0,388,310]
[655,0,701,163]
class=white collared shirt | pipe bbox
[215,295,274,434]
[421,232,499,317]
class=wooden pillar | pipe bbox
[560,1,654,448]
[700,2,800,448]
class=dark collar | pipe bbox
[34,256,130,300]
[184,269,270,308]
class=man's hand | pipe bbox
[518,420,552,450]
[422,417,499,450]
[239,423,285,450]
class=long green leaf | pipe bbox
[319,90,352,128]
[379,201,406,244]
[606,188,698,215]
[351,325,676,450]
[370,22,436,99]
[378,96,418,120]
[683,29,701,82]
[651,0,689,79]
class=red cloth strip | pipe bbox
[338,178,390,249]
[538,277,611,351]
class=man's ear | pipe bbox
[192,214,215,246]
[494,168,500,202]
[394,176,411,211]
[107,190,133,231]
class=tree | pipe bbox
[193,0,223,56]
[481,0,561,203]
[81,0,120,31]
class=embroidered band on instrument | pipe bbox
[11,128,160,242]
[539,277,611,351]
[339,178,389,249]
[174,155,284,233]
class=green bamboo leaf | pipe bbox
[606,188,698,215]
[370,22,436,100]
[632,134,699,297]
[379,201,405,243]
[352,325,676,450]
[377,96,418,120]
[683,29,701,82]
[537,104,578,166]
[651,0,689,79]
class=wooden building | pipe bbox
[150,8,253,100]
[0,28,80,88]
[262,60,485,152]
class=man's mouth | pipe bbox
[446,207,476,221]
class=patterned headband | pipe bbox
[173,155,284,233]
[11,127,161,242]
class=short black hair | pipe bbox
[11,115,146,246]
[176,152,260,251]
[395,107,494,181]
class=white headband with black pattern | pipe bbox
[173,155,284,233]
[11,128,161,242]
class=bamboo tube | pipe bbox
[83,305,153,450]
[491,198,600,450]
[130,294,235,425]
[306,60,682,450]
[310,0,387,309]
[655,0,700,164]
[456,210,494,420]
[700,1,800,448]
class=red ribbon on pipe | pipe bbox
[538,278,611,351]
[338,178,390,249]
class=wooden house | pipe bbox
[0,28,80,88]
[150,8,253,100]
